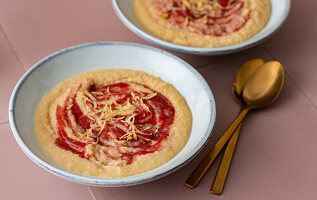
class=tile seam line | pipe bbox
[0,23,26,71]
[0,121,9,126]
[263,46,317,110]
[88,187,97,200]
[195,57,226,69]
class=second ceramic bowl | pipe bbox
[112,0,291,55]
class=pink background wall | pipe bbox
[1,0,316,199]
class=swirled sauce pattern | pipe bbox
[55,80,175,166]
[153,0,250,36]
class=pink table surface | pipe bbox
[1,0,317,199]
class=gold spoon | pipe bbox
[185,59,284,189]
[210,60,285,194]
[209,58,265,194]
[185,58,265,188]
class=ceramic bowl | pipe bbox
[9,42,216,186]
[112,0,291,55]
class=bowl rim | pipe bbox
[112,0,291,55]
[8,41,216,186]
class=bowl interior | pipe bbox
[10,42,215,185]
[112,0,290,55]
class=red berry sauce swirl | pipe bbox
[153,0,251,36]
[54,81,175,166]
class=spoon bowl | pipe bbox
[243,61,284,109]
[233,58,265,104]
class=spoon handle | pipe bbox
[185,108,249,189]
[210,123,242,195]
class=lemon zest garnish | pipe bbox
[140,98,150,112]
[116,116,125,120]
[135,130,151,136]
[131,92,151,112]
[138,135,155,142]
[197,1,203,9]
[119,114,139,141]
[153,128,159,134]
[92,137,99,145]
[181,0,191,9]
[133,132,138,140]
[97,121,106,136]
[114,139,126,146]
[143,125,151,130]
[66,104,73,110]
[91,91,104,96]
[131,92,135,99]
[87,115,96,121]
[184,17,189,26]
[75,84,158,144]
[142,93,157,100]
[84,90,97,108]
[162,13,169,18]
[90,124,99,131]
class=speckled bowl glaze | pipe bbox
[9,42,216,186]
[112,0,291,55]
